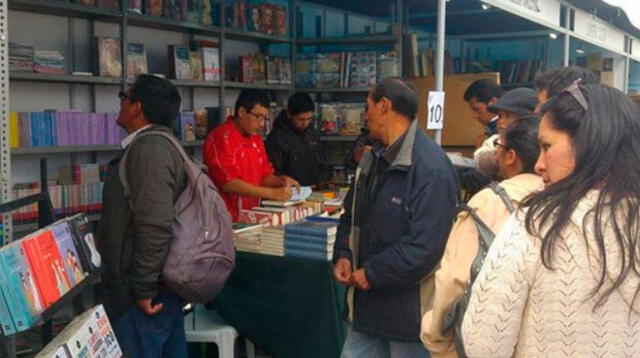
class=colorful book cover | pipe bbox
[376,51,399,82]
[248,3,262,32]
[194,109,208,140]
[128,0,142,12]
[0,274,16,335]
[163,0,181,20]
[265,56,280,84]
[201,0,213,25]
[95,37,122,78]
[96,0,119,10]
[179,112,196,141]
[23,230,71,307]
[261,3,275,35]
[187,0,202,23]
[274,5,286,37]
[9,111,19,148]
[168,45,191,80]
[51,221,87,287]
[239,55,254,83]
[284,221,338,237]
[280,57,292,85]
[349,51,377,88]
[201,47,220,81]
[294,53,316,88]
[68,214,102,272]
[237,1,248,30]
[127,43,148,79]
[189,51,203,81]
[252,53,266,83]
[0,244,44,331]
[316,53,341,88]
[143,0,163,16]
[90,305,122,358]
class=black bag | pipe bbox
[441,182,515,358]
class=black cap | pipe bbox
[487,88,538,116]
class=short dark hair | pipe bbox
[234,89,270,116]
[534,66,598,97]
[503,114,540,173]
[129,74,181,127]
[287,92,315,116]
[463,79,504,103]
[370,77,418,120]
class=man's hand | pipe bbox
[280,175,301,193]
[136,298,163,315]
[269,186,292,201]
[352,268,371,291]
[333,258,353,285]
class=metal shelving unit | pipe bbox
[10,72,122,85]
[11,140,203,155]
[297,34,398,45]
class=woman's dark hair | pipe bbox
[130,74,181,127]
[523,83,640,310]
[503,114,540,173]
[370,77,418,120]
[287,92,315,116]
[534,66,598,97]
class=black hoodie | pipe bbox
[265,111,331,186]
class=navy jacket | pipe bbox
[333,120,459,342]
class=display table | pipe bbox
[212,251,346,358]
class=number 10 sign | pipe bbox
[427,91,445,130]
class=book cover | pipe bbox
[168,45,191,80]
[252,53,266,83]
[187,0,202,23]
[179,112,196,141]
[9,111,19,148]
[0,287,15,335]
[23,230,72,307]
[274,5,286,37]
[261,3,275,35]
[90,305,122,358]
[284,246,331,260]
[127,42,148,79]
[248,3,262,32]
[96,0,119,9]
[163,0,181,20]
[128,0,142,12]
[238,55,254,83]
[349,51,377,88]
[95,37,122,78]
[201,0,213,25]
[194,109,208,140]
[144,0,163,16]
[237,1,248,30]
[265,56,280,84]
[51,221,87,287]
[284,221,338,237]
[285,239,333,252]
[179,0,188,20]
[239,209,281,226]
[189,51,203,81]
[294,53,316,88]
[376,51,399,82]
[280,57,292,85]
[285,232,336,245]
[68,214,102,272]
[0,244,43,331]
[316,53,341,88]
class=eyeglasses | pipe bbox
[118,90,133,102]
[493,138,509,150]
[248,111,268,122]
[560,78,588,110]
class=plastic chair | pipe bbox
[184,305,256,358]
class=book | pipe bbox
[261,199,304,207]
[51,221,87,287]
[179,112,196,141]
[274,5,287,37]
[189,51,204,80]
[128,0,142,12]
[232,223,263,234]
[266,56,280,84]
[95,37,122,78]
[144,0,163,16]
[187,0,202,23]
[261,3,275,35]
[280,57,292,85]
[194,110,208,140]
[127,42,148,78]
[316,53,341,88]
[252,53,266,83]
[163,0,181,20]
[88,305,122,358]
[238,1,248,30]
[0,244,44,331]
[349,51,377,88]
[248,3,262,32]
[377,51,399,81]
[168,45,191,80]
[0,286,16,335]
[200,47,220,81]
[285,232,336,245]
[284,221,338,237]
[68,214,102,273]
[284,246,332,260]
[239,55,254,83]
[285,239,334,252]
[23,230,71,307]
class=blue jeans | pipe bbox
[112,290,187,358]
[341,326,430,358]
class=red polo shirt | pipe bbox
[204,118,275,221]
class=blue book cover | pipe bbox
[29,112,39,147]
[284,221,338,237]
[285,232,335,245]
[51,221,87,287]
[304,215,340,224]
[0,244,43,331]
[285,239,332,252]
[284,247,331,261]
[0,281,16,335]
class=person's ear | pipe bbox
[506,148,518,166]
[238,106,247,118]
[488,97,499,106]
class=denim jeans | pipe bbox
[112,290,187,358]
[340,326,431,358]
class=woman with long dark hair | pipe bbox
[461,82,640,357]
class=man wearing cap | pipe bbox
[474,87,538,178]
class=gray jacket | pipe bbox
[97,125,187,318]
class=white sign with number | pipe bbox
[427,91,445,130]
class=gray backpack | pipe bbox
[441,182,515,358]
[119,131,235,303]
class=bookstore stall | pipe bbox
[1,0,640,357]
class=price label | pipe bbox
[427,91,445,130]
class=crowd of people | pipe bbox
[93,65,640,358]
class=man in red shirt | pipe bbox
[204,89,299,221]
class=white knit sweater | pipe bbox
[461,191,640,358]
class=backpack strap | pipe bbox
[456,203,495,250]
[488,181,515,213]
[118,131,189,209]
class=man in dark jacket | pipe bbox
[265,92,331,186]
[333,77,459,357]
[97,75,188,357]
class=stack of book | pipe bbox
[227,1,288,37]
[236,53,291,85]
[35,304,121,358]
[58,164,103,185]
[9,42,34,72]
[33,50,65,74]
[232,223,264,253]
[284,218,338,261]
[294,51,398,89]
[0,214,101,335]
[318,102,366,135]
[238,200,318,227]
[9,110,123,148]
[168,43,221,82]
